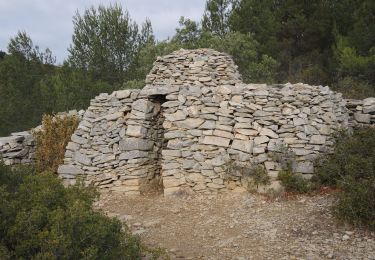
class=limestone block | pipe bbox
[235,129,258,136]
[119,151,149,160]
[163,177,181,188]
[71,134,87,145]
[162,149,182,157]
[292,148,312,156]
[57,165,84,175]
[165,110,187,121]
[254,153,268,163]
[284,137,298,144]
[293,118,306,126]
[254,136,269,145]
[213,129,234,139]
[231,139,253,153]
[115,89,130,99]
[199,120,216,130]
[167,139,184,149]
[253,147,266,154]
[162,101,181,108]
[199,76,212,82]
[105,112,123,121]
[354,113,371,123]
[119,138,153,151]
[74,152,91,165]
[174,118,205,129]
[363,105,375,114]
[201,136,230,147]
[186,173,205,183]
[126,125,147,137]
[363,97,375,106]
[207,183,225,189]
[310,135,326,145]
[66,142,80,151]
[217,85,232,95]
[140,85,179,96]
[259,128,278,139]
[211,155,230,166]
[162,163,181,170]
[132,99,153,113]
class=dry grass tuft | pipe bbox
[32,114,79,173]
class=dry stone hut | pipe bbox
[56,48,375,196]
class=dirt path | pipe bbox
[96,191,375,259]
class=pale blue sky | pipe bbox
[0,0,206,63]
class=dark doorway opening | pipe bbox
[147,94,167,193]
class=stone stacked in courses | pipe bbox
[0,131,35,165]
[55,48,375,196]
[346,98,375,126]
[58,90,166,195]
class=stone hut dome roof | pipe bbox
[145,48,242,87]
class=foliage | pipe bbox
[8,31,56,64]
[68,4,154,84]
[228,0,374,91]
[314,129,375,187]
[225,161,270,190]
[0,163,142,259]
[313,128,375,229]
[332,77,375,101]
[334,176,375,230]
[32,114,79,173]
[202,0,233,36]
[278,170,315,194]
[0,34,56,136]
[272,145,315,193]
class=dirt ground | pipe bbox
[96,190,375,260]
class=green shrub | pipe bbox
[314,128,375,187]
[32,114,79,173]
[334,176,375,229]
[314,128,375,229]
[331,77,375,99]
[271,145,315,193]
[0,163,142,259]
[278,170,315,193]
[225,161,270,190]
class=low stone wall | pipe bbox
[0,131,35,165]
[58,90,164,194]
[346,98,375,126]
[0,110,84,166]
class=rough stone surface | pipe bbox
[54,49,375,196]
[2,49,373,196]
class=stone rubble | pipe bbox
[54,48,374,196]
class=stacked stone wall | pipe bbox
[346,98,375,126]
[0,132,35,165]
[56,49,375,196]
[140,82,349,195]
[1,48,374,196]
[58,90,169,194]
